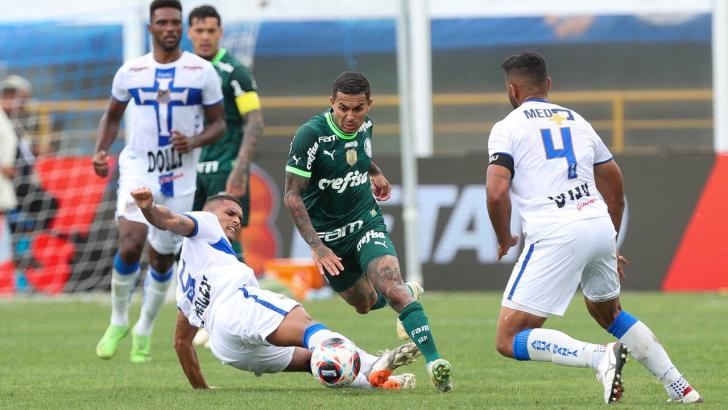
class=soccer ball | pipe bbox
[310,338,361,388]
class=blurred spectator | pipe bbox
[0,75,59,232]
[0,108,17,269]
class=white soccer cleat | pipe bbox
[595,342,628,404]
[427,358,454,393]
[396,282,424,340]
[382,373,416,390]
[667,387,703,404]
[366,342,421,387]
[192,328,210,348]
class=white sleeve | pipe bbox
[589,125,613,165]
[488,121,513,157]
[110,66,130,103]
[201,64,223,106]
[183,211,223,241]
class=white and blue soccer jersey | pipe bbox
[111,51,223,197]
[488,98,613,242]
[176,211,258,330]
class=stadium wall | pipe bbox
[1,153,724,295]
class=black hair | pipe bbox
[204,193,242,209]
[332,72,371,100]
[188,4,221,26]
[150,0,182,21]
[501,51,548,87]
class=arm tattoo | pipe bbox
[284,173,321,248]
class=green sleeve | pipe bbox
[285,126,319,178]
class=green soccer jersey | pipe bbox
[286,110,382,238]
[197,48,261,176]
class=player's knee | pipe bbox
[353,302,371,315]
[382,285,413,311]
[117,241,143,264]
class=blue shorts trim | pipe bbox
[507,243,535,300]
[239,287,288,316]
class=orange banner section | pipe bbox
[664,154,728,291]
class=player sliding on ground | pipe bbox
[284,72,452,393]
[486,51,702,404]
[130,187,419,389]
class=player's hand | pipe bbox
[226,165,248,198]
[92,150,110,177]
[616,251,629,280]
[497,235,519,260]
[130,187,154,210]
[311,243,344,276]
[171,131,195,154]
[0,165,15,179]
[370,172,391,201]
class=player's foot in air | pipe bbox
[427,358,454,393]
[396,282,424,340]
[667,387,703,404]
[382,373,416,390]
[193,328,210,348]
[596,342,628,404]
[367,342,421,387]
[96,324,129,359]
[130,331,151,363]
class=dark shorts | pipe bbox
[323,223,398,292]
[194,173,250,227]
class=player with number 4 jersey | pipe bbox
[486,51,701,405]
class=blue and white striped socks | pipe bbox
[512,328,605,369]
[133,266,173,337]
[110,252,140,327]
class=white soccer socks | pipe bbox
[607,310,698,402]
[110,252,140,327]
[512,328,606,368]
[133,266,173,337]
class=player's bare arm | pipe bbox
[130,187,195,237]
[594,159,628,277]
[227,109,264,197]
[174,310,209,389]
[369,161,391,201]
[92,98,128,177]
[486,164,519,260]
[170,102,226,154]
[284,172,344,276]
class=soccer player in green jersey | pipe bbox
[188,5,264,261]
[284,72,453,393]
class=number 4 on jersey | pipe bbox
[541,127,577,179]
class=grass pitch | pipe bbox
[1,292,725,409]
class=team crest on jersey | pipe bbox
[157,89,171,104]
[346,149,357,165]
[364,138,372,158]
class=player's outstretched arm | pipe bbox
[174,311,209,389]
[284,172,344,276]
[93,98,127,177]
[594,159,625,234]
[486,164,519,259]
[130,188,195,237]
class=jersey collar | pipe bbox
[325,110,358,140]
[523,97,549,103]
[211,48,227,65]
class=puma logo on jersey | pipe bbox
[292,155,301,165]
[374,240,388,248]
[323,149,335,160]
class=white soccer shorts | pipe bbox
[501,216,621,316]
[209,286,300,376]
[115,173,194,255]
